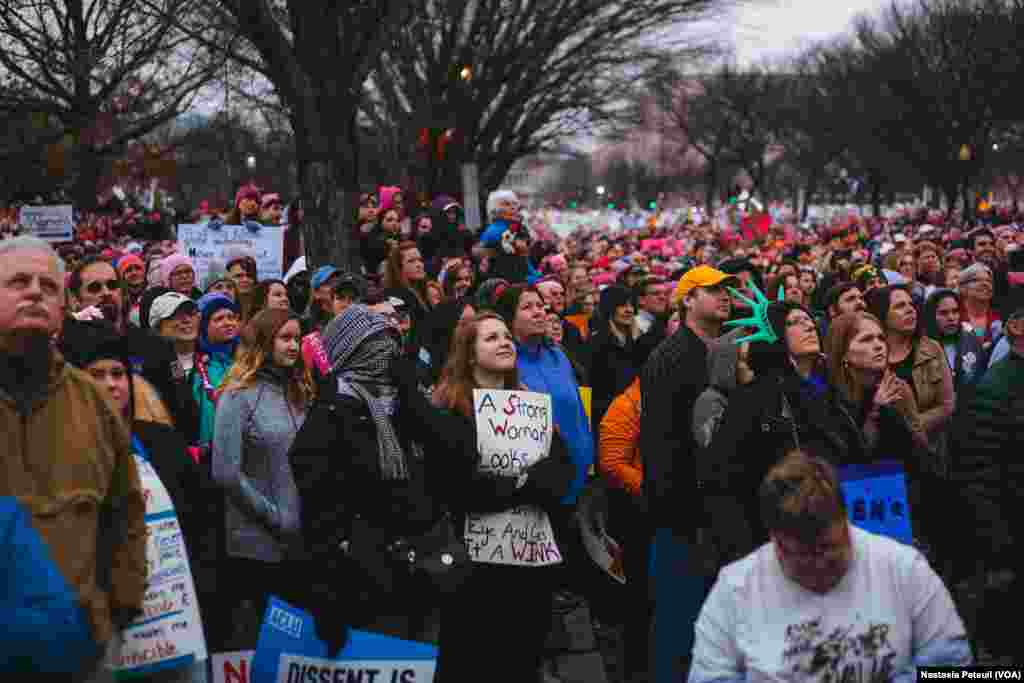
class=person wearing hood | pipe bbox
[412,212,440,269]
[61,319,225,663]
[431,195,473,260]
[589,286,641,430]
[191,293,241,448]
[923,289,986,401]
[213,309,310,649]
[706,296,867,558]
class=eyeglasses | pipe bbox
[85,279,121,294]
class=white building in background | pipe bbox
[502,148,583,206]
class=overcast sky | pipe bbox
[728,0,889,64]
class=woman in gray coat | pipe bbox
[212,308,312,648]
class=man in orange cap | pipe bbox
[624,264,738,683]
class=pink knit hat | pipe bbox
[159,253,194,287]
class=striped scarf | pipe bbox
[322,305,421,480]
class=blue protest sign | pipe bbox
[838,460,913,545]
[251,597,437,683]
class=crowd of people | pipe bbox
[2,180,1023,681]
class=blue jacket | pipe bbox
[517,341,594,504]
[0,497,97,672]
[480,219,540,284]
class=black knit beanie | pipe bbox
[60,319,129,370]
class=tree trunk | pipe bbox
[73,144,102,211]
[801,170,819,222]
[871,176,883,219]
[704,160,718,213]
[301,158,359,273]
[942,182,959,219]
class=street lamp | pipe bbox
[459,65,472,81]
[246,154,256,170]
[596,185,606,196]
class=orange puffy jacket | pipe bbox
[598,377,642,496]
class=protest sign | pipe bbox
[212,651,254,683]
[577,482,625,584]
[838,460,913,545]
[252,597,437,683]
[466,389,562,567]
[177,223,284,285]
[18,204,73,242]
[107,456,207,678]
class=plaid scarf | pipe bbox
[322,305,420,480]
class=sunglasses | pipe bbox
[86,279,121,294]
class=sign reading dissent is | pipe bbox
[466,389,562,567]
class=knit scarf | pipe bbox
[323,305,421,480]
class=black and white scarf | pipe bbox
[322,305,421,480]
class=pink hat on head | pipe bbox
[235,184,261,209]
[159,253,194,287]
[378,186,403,213]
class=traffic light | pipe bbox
[608,202,615,209]
[569,201,577,208]
[648,200,657,210]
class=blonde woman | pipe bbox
[212,308,312,648]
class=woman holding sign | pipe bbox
[432,311,576,682]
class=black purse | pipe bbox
[342,513,472,597]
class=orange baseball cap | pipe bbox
[672,265,739,306]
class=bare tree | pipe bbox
[362,0,727,212]
[852,0,1023,217]
[646,62,782,209]
[199,1,415,272]
[0,0,223,209]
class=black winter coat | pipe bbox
[640,326,711,534]
[288,377,466,631]
[702,373,868,555]
[951,353,1024,559]
[589,325,641,432]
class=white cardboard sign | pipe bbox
[467,389,562,567]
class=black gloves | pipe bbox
[522,457,577,502]
[389,354,420,397]
[310,601,350,658]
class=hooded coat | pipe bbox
[431,196,473,259]
[922,289,987,398]
[589,286,641,430]
[190,294,240,446]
